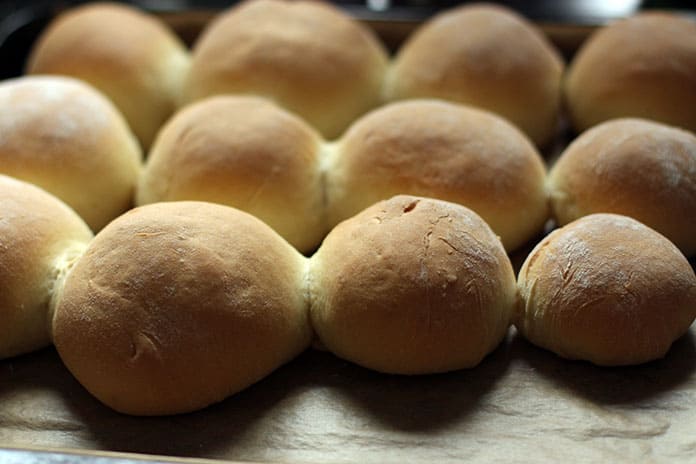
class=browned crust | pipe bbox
[548,118,696,256]
[326,99,548,251]
[310,195,517,374]
[565,12,696,134]
[387,3,564,147]
[0,76,142,231]
[0,175,92,359]
[137,95,325,253]
[27,2,190,149]
[516,213,696,366]
[53,201,311,415]
[184,0,388,139]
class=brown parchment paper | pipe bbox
[1,323,695,464]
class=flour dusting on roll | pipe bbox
[310,195,517,374]
[548,118,696,256]
[0,76,141,231]
[27,2,190,149]
[516,213,696,366]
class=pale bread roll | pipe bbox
[0,175,92,359]
[137,95,325,253]
[26,2,190,149]
[565,12,696,134]
[183,0,388,139]
[52,201,312,416]
[516,213,696,366]
[326,99,548,252]
[386,3,564,147]
[310,195,517,374]
[0,76,141,231]
[548,118,696,256]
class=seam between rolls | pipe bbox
[317,140,338,240]
[46,241,90,342]
[302,254,320,346]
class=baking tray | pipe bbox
[1,2,696,463]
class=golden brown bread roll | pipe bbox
[385,3,564,147]
[137,95,325,253]
[548,118,696,256]
[0,175,92,360]
[183,0,389,139]
[26,2,190,149]
[516,213,696,366]
[565,12,696,134]
[326,99,548,252]
[309,195,517,374]
[0,75,141,231]
[52,201,312,415]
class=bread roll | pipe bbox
[565,12,696,134]
[183,0,388,139]
[326,99,548,252]
[52,202,312,415]
[309,195,516,374]
[516,213,696,366]
[548,118,696,256]
[0,76,141,231]
[26,2,190,149]
[386,4,564,147]
[137,95,325,253]
[0,175,92,360]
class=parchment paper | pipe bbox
[1,323,695,464]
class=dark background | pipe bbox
[0,0,694,79]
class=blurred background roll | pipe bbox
[26,2,190,149]
[385,4,564,147]
[565,12,696,135]
[183,0,389,140]
[0,75,141,231]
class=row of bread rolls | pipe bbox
[113,91,696,258]
[0,74,694,260]
[138,95,548,253]
[1,71,695,263]
[25,1,561,147]
[0,175,515,414]
[0,74,547,251]
[25,1,696,151]
[0,176,694,415]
